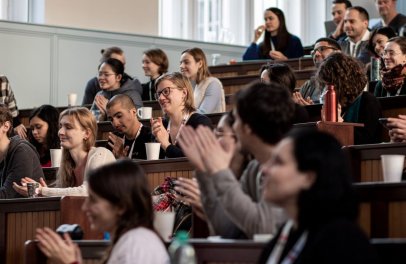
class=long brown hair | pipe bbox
[260,7,290,57]
[181,47,211,84]
[57,107,97,187]
[87,160,154,263]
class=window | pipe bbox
[0,0,44,23]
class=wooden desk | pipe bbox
[343,142,406,182]
[219,69,315,95]
[0,196,100,264]
[355,182,406,239]
[209,57,315,77]
[24,239,266,264]
[293,121,363,146]
[137,157,194,192]
[25,238,406,264]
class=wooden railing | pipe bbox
[209,57,315,77]
[0,196,100,264]
[24,238,406,264]
[355,182,406,239]
[343,142,406,182]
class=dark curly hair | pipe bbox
[28,105,60,165]
[316,53,367,108]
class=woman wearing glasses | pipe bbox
[91,58,143,121]
[243,7,304,61]
[180,47,225,114]
[374,36,406,97]
[151,72,212,158]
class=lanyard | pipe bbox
[266,220,308,264]
[124,123,143,158]
[167,112,192,145]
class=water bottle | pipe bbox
[370,57,381,81]
[168,231,197,264]
[324,84,337,122]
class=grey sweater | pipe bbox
[197,160,285,239]
[0,136,43,198]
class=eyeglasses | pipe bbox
[155,87,174,100]
[381,50,402,57]
[311,46,338,57]
[97,72,116,78]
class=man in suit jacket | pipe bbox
[340,6,372,64]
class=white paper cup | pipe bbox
[381,155,405,182]
[145,143,160,160]
[137,107,152,119]
[50,149,62,167]
[153,211,175,242]
[68,93,77,106]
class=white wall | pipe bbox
[0,21,245,109]
[44,0,159,36]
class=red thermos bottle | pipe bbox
[325,84,337,122]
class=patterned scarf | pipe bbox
[380,64,406,94]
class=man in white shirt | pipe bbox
[340,6,372,64]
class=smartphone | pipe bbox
[378,118,390,130]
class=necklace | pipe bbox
[167,112,193,145]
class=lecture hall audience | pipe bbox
[13,107,115,197]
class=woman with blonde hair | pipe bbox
[151,72,212,158]
[180,47,225,114]
[14,107,115,196]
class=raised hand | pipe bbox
[253,25,266,42]
[108,132,129,158]
[14,124,27,140]
[36,227,81,264]
[174,177,206,220]
[388,114,406,142]
[269,50,288,61]
[151,117,170,150]
[194,126,235,175]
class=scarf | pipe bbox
[380,64,406,94]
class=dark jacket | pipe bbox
[83,73,143,106]
[164,113,212,158]
[0,136,43,198]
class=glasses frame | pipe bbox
[97,72,117,78]
[155,87,175,100]
[310,46,338,57]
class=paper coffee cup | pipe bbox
[50,149,62,167]
[381,155,405,182]
[145,143,160,160]
[137,107,153,119]
[153,211,175,242]
[68,93,77,106]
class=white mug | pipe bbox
[50,149,62,167]
[68,93,77,106]
[137,107,153,119]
